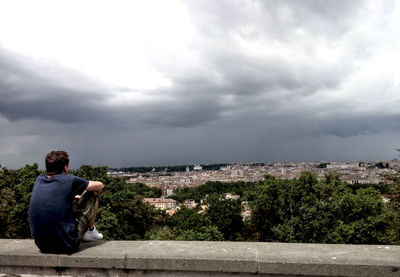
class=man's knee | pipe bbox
[77,191,98,208]
[75,192,98,239]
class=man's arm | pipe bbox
[86,181,104,193]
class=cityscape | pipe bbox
[106,159,399,216]
[109,159,400,190]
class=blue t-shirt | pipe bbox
[29,174,89,254]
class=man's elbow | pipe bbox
[96,181,104,192]
[88,181,104,192]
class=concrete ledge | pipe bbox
[0,239,399,276]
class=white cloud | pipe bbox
[0,0,196,91]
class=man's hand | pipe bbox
[74,195,82,200]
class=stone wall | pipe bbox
[0,239,399,276]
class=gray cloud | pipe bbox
[184,0,365,39]
[1,0,399,168]
[0,48,111,124]
[317,114,400,138]
[0,48,225,129]
[259,0,365,37]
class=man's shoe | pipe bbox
[83,225,103,242]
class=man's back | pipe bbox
[29,174,88,254]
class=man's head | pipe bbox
[45,151,69,175]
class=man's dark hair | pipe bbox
[45,151,69,175]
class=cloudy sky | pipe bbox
[0,0,399,169]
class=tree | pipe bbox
[167,206,208,233]
[250,174,287,241]
[205,194,244,241]
[0,187,17,237]
[383,150,400,243]
[95,207,119,239]
[0,164,41,238]
[156,206,224,241]
[146,226,177,240]
[1,163,397,244]
[250,171,394,244]
[127,182,162,198]
[176,226,224,241]
[73,165,158,240]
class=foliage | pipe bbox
[204,194,243,240]
[383,155,400,244]
[126,182,162,198]
[0,187,17,237]
[250,172,393,244]
[72,166,158,240]
[146,225,224,241]
[176,226,224,241]
[163,206,224,240]
[146,206,224,241]
[167,206,209,233]
[0,164,41,238]
[170,180,260,202]
[146,226,177,240]
[1,163,399,245]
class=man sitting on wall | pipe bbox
[29,151,104,254]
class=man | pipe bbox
[29,151,104,254]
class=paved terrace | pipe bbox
[0,239,399,276]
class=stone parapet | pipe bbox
[0,239,399,276]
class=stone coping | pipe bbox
[0,239,400,276]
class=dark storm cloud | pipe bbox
[0,1,369,131]
[164,0,364,117]
[172,0,400,139]
[140,100,222,127]
[249,108,400,140]
[0,47,225,129]
[208,52,343,98]
[0,48,111,124]
[175,0,365,107]
[1,0,399,169]
[317,114,400,138]
[0,0,396,138]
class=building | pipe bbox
[167,188,174,196]
[327,163,359,169]
[225,193,240,200]
[183,199,197,208]
[241,201,251,220]
[143,198,177,210]
[161,188,175,198]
